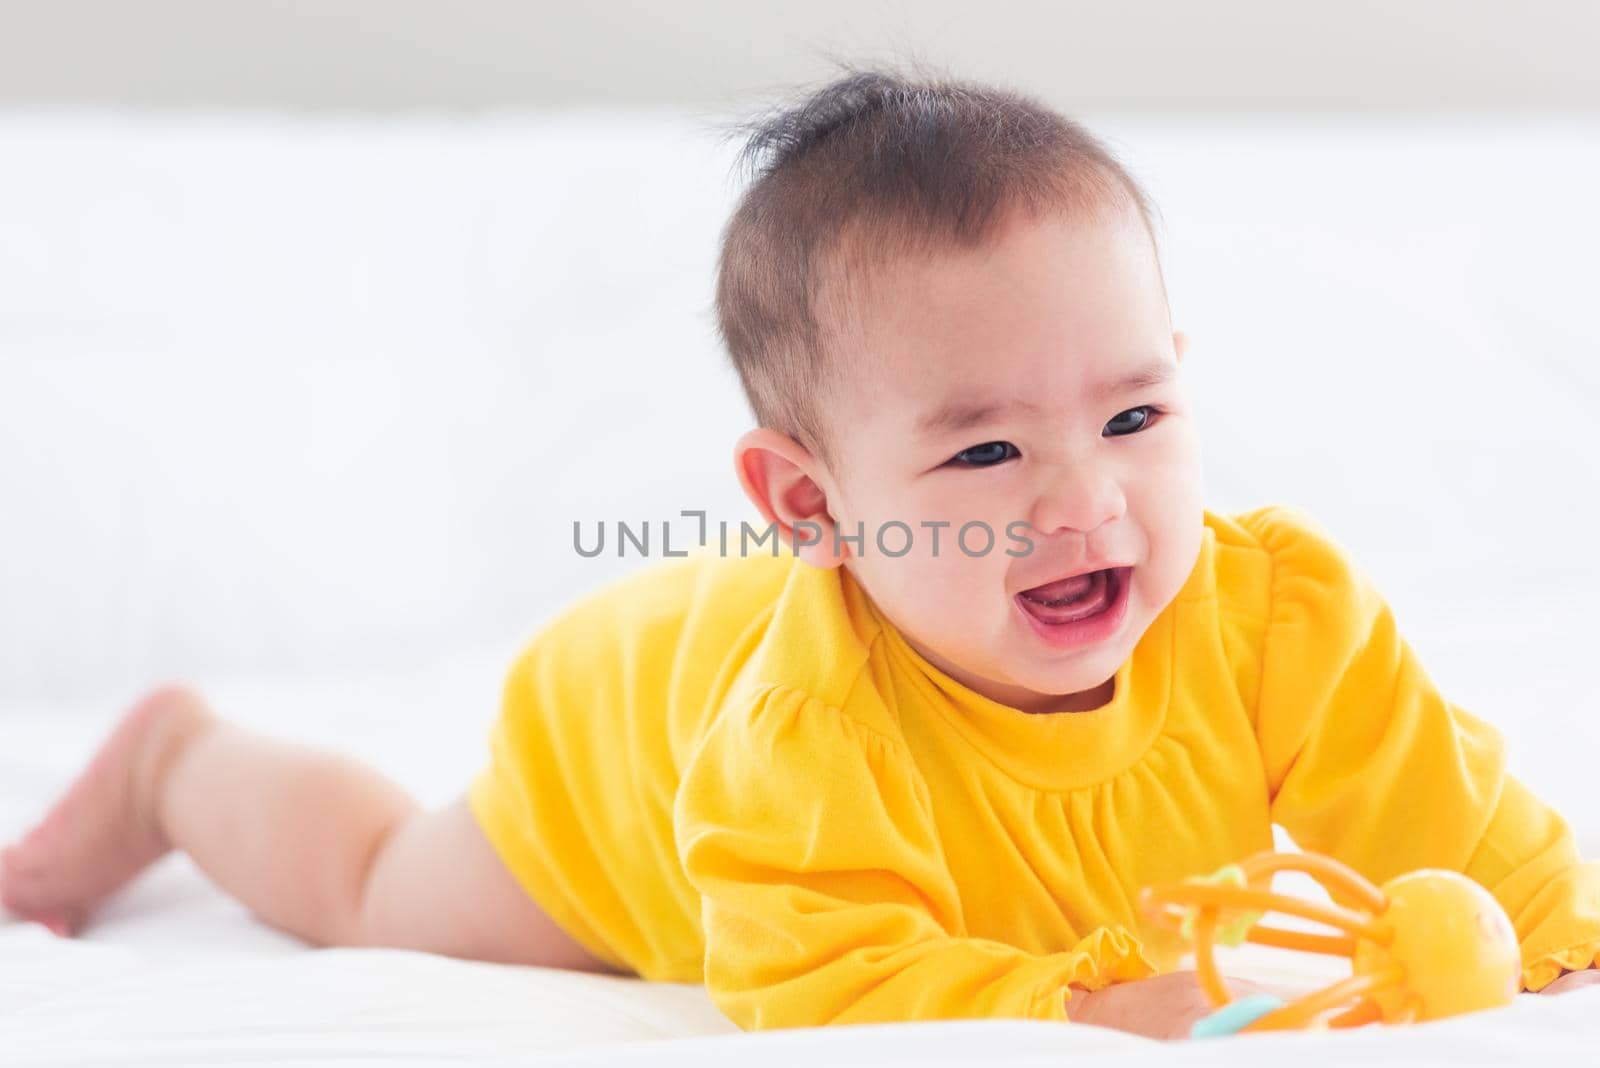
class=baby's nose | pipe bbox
[1026,465,1124,536]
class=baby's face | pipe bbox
[816,204,1204,712]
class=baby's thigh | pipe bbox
[358,794,625,974]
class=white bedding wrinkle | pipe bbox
[3,919,1598,1065]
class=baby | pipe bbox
[5,64,1599,1040]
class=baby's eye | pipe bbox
[1105,405,1164,436]
[948,441,1019,467]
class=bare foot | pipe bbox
[1,683,217,936]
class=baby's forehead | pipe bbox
[828,208,1159,356]
[813,208,1170,433]
[822,198,1153,322]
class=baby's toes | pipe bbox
[39,909,85,938]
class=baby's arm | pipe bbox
[674,682,1165,1031]
[1240,506,1600,992]
[2,684,617,974]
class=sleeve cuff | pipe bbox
[1522,940,1600,993]
[1035,925,1162,1021]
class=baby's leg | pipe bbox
[0,684,623,975]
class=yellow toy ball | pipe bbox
[1138,850,1522,1033]
[1353,869,1521,1021]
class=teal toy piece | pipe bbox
[1189,994,1287,1038]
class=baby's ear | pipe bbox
[1173,330,1190,362]
[733,428,846,568]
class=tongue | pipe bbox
[1023,570,1099,604]
[1020,569,1111,624]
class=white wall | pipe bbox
[0,0,1596,113]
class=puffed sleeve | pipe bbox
[672,683,1159,1030]
[1242,504,1600,992]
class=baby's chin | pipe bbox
[900,599,1131,708]
[994,659,1122,713]
[1006,617,1143,696]
[938,638,1126,713]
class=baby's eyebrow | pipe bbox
[915,358,1177,437]
[1099,359,1178,399]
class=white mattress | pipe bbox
[4,109,1600,1061]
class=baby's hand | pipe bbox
[1066,969,1285,1041]
[1537,968,1600,995]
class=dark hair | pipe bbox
[711,58,1164,467]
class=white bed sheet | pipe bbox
[6,905,1599,1066]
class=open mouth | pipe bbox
[1014,567,1131,645]
[1019,568,1118,622]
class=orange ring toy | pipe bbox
[1137,849,1522,1032]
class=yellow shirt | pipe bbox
[467,503,1600,1030]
